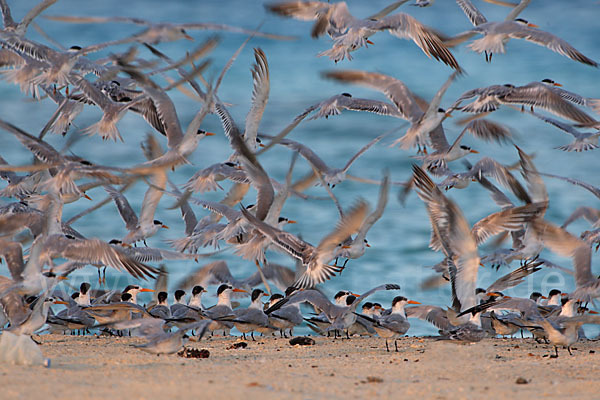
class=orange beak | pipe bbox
[287,220,297,224]
[365,243,371,248]
[161,224,169,229]
[204,132,216,136]
[351,293,361,297]
[342,245,351,249]
[233,288,247,293]
[470,149,479,154]
[541,295,548,299]
[140,288,154,292]
[527,23,539,28]
[83,193,92,201]
[445,112,453,118]
[53,300,69,305]
[366,39,374,45]
[589,310,599,314]
[408,300,421,304]
[183,33,194,41]
[485,292,500,297]
[479,262,485,267]
[561,293,569,297]
[553,82,562,87]
[57,276,68,281]
[259,143,266,148]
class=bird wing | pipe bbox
[244,48,270,150]
[104,185,139,230]
[470,202,545,245]
[373,13,461,70]
[456,0,488,26]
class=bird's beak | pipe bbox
[83,193,92,201]
[553,82,562,87]
[589,310,599,314]
[541,295,548,299]
[445,112,453,118]
[233,288,247,293]
[365,243,371,248]
[366,39,374,45]
[527,23,539,28]
[561,293,569,297]
[161,224,169,229]
[259,143,266,148]
[261,292,268,297]
[57,276,68,281]
[287,220,297,224]
[351,293,361,297]
[479,262,485,267]
[408,300,421,304]
[485,292,500,297]
[184,33,194,41]
[342,245,351,249]
[204,132,216,136]
[140,288,155,292]
[53,300,69,305]
[469,149,479,154]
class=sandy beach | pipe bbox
[1,334,598,400]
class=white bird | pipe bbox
[266,1,461,69]
[450,0,598,66]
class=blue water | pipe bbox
[0,1,598,336]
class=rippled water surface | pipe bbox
[1,1,599,335]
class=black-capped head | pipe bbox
[123,285,140,293]
[69,45,82,51]
[192,286,205,296]
[278,217,288,223]
[64,234,76,240]
[42,271,57,278]
[121,292,133,302]
[251,289,265,302]
[245,204,255,210]
[71,292,80,300]
[437,107,445,113]
[373,303,382,309]
[157,291,168,303]
[80,282,91,294]
[460,145,471,151]
[153,219,163,226]
[561,296,570,306]
[270,293,284,302]
[541,78,554,84]
[362,302,373,310]
[341,92,352,97]
[217,284,232,296]
[529,291,543,301]
[548,289,562,298]
[475,288,486,295]
[224,162,237,167]
[334,290,349,300]
[392,296,408,307]
[110,80,121,86]
[514,18,528,24]
[503,83,515,88]
[346,295,356,306]
[109,239,122,245]
[174,289,186,300]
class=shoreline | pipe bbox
[1,334,598,399]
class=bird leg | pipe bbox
[289,328,294,337]
[102,266,107,285]
[251,332,255,341]
[242,332,246,340]
[346,330,350,339]
[567,346,573,356]
[254,260,272,295]
[385,339,390,352]
[395,339,399,352]
[551,346,559,358]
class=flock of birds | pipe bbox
[0,0,599,360]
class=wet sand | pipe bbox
[0,334,598,400]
